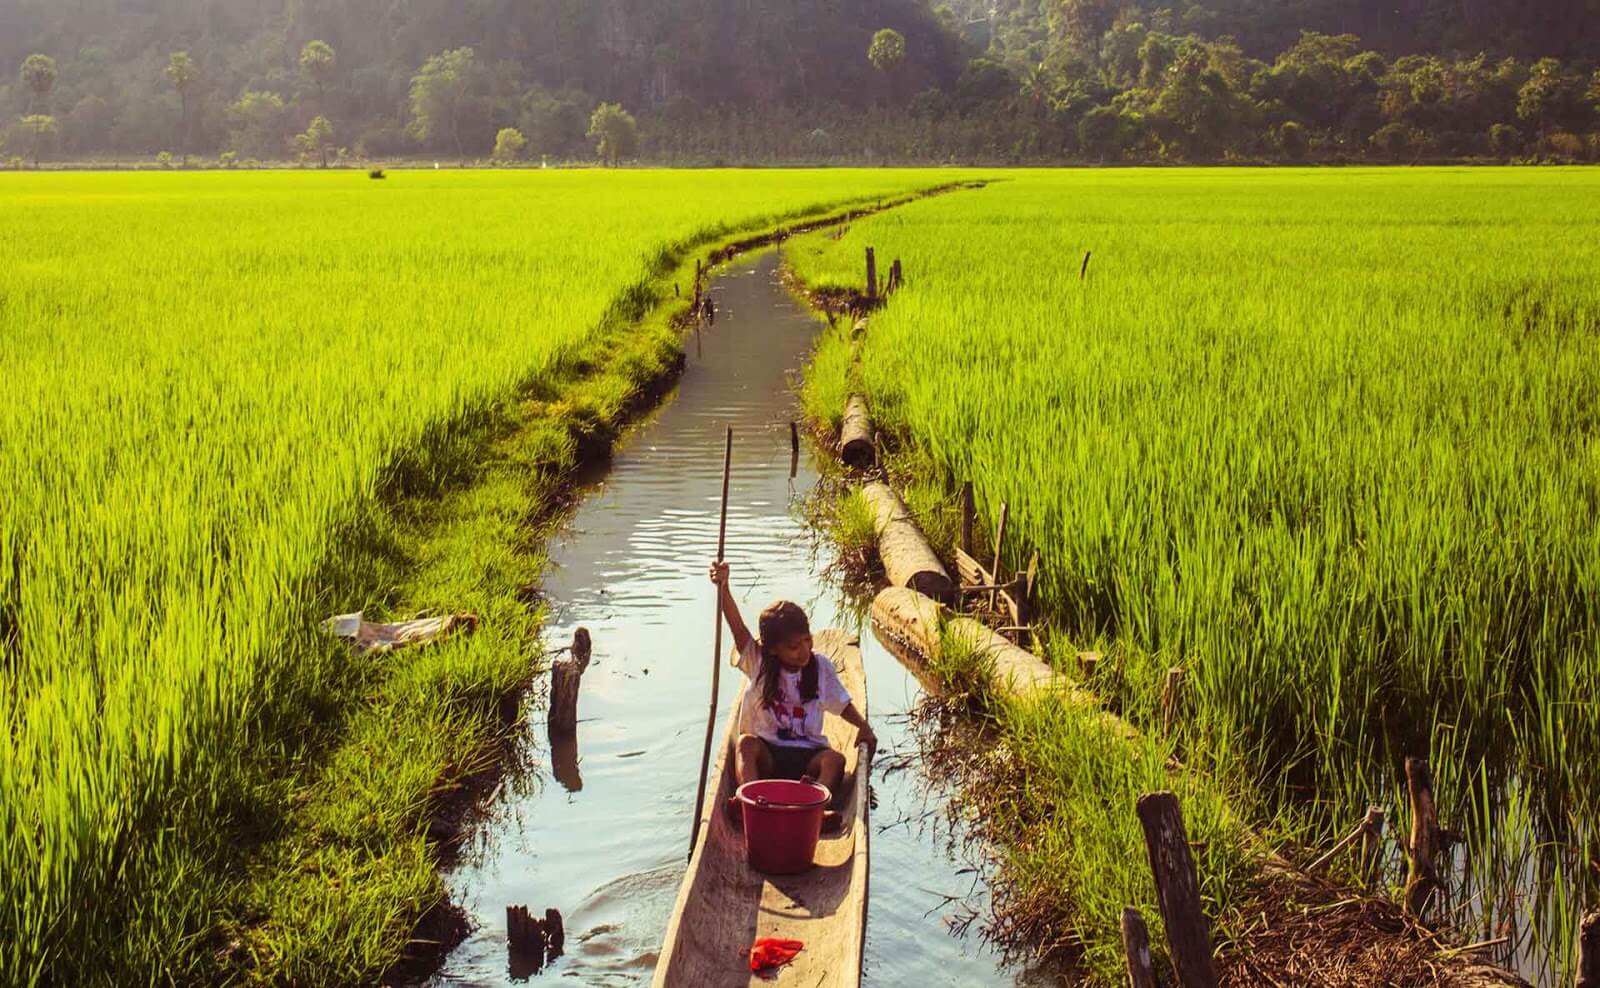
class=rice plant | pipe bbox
[790,167,1600,981]
[0,167,944,985]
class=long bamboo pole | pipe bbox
[689,427,733,860]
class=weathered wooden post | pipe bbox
[1077,651,1101,680]
[544,907,566,959]
[989,501,1009,612]
[1121,907,1159,988]
[959,481,975,558]
[1161,666,1185,735]
[865,246,877,300]
[1576,911,1600,988]
[1359,805,1387,887]
[506,905,547,973]
[1309,804,1387,877]
[1404,756,1442,917]
[1136,791,1219,988]
[548,628,590,737]
[1015,553,1037,629]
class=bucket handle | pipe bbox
[742,777,828,810]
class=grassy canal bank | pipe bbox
[786,168,1600,983]
[0,170,972,986]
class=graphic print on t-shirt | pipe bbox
[772,701,808,743]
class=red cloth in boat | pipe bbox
[748,937,804,973]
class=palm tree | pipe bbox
[867,28,907,104]
[164,51,199,162]
[299,41,336,115]
[19,54,57,115]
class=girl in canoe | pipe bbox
[709,561,876,829]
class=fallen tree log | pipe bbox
[872,585,1053,695]
[838,395,876,470]
[869,587,1137,748]
[861,483,954,603]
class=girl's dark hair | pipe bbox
[757,600,815,709]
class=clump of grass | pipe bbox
[830,488,878,571]
[908,640,1251,978]
[924,616,999,703]
[889,444,962,559]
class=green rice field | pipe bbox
[792,168,1600,982]
[0,169,944,985]
[8,166,1597,986]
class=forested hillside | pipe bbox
[3,0,1599,164]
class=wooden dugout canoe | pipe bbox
[652,629,870,987]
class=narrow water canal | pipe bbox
[423,251,1049,986]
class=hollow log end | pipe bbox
[909,571,956,606]
[840,440,876,469]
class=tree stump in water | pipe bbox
[506,905,565,974]
[1404,756,1442,917]
[1575,910,1598,988]
[1359,804,1387,888]
[548,628,590,737]
[571,626,591,672]
[545,907,566,959]
[506,904,547,975]
[1136,791,1218,988]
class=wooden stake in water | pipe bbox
[1576,911,1599,988]
[689,427,734,860]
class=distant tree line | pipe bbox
[2,0,1598,165]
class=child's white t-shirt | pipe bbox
[735,638,852,748]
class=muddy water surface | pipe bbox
[424,252,1049,986]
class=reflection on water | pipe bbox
[423,252,1047,986]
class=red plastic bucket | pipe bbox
[736,779,831,874]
